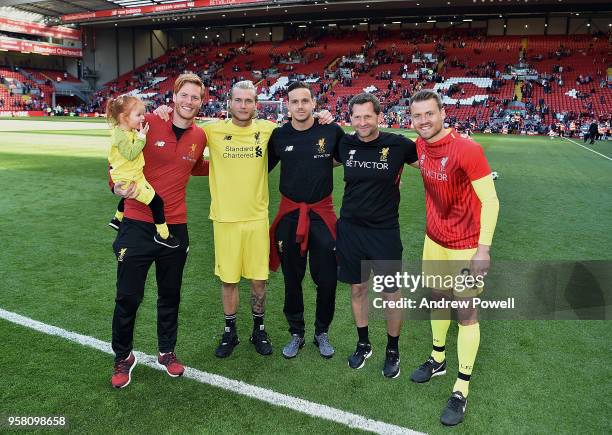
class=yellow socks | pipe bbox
[430,308,451,363]
[114,211,124,221]
[155,223,170,239]
[453,322,480,397]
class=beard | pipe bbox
[175,105,197,121]
[417,123,443,140]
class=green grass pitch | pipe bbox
[0,119,611,434]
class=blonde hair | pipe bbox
[229,80,258,101]
[173,73,205,97]
[105,95,144,125]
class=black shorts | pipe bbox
[336,218,403,291]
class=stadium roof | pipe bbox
[4,0,612,23]
[2,0,197,17]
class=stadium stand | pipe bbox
[0,67,53,111]
[2,27,609,135]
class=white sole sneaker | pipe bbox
[382,368,401,379]
[156,360,182,377]
[348,349,372,370]
[114,353,138,389]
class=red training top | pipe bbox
[416,129,491,250]
[122,113,208,224]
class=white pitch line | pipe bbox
[563,137,612,161]
[0,308,423,435]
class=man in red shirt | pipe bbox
[408,90,500,426]
[110,74,208,389]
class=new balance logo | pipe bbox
[349,149,356,160]
[284,146,294,152]
[223,135,233,140]
[255,146,263,157]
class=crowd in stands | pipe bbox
[2,27,610,137]
[0,68,50,111]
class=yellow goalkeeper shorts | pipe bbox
[421,235,483,297]
[213,218,269,283]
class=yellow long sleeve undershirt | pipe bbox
[471,174,500,246]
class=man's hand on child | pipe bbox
[114,182,139,199]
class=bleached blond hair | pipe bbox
[229,80,258,101]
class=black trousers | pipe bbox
[583,132,597,144]
[111,218,189,361]
[275,212,337,337]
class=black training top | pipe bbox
[334,131,418,228]
[269,120,345,203]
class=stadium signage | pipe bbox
[0,37,82,57]
[0,111,46,117]
[0,18,80,41]
[61,0,267,23]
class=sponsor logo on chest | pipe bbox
[221,130,265,159]
[420,153,449,181]
[345,148,389,170]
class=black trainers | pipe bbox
[382,348,400,378]
[250,325,273,355]
[109,217,121,231]
[154,233,180,249]
[347,342,372,369]
[410,356,447,383]
[440,391,468,426]
[215,327,239,358]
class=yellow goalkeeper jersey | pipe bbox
[203,119,276,222]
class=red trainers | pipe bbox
[157,352,185,377]
[111,352,137,389]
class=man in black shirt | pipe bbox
[268,82,345,359]
[334,93,418,378]
[584,120,598,144]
